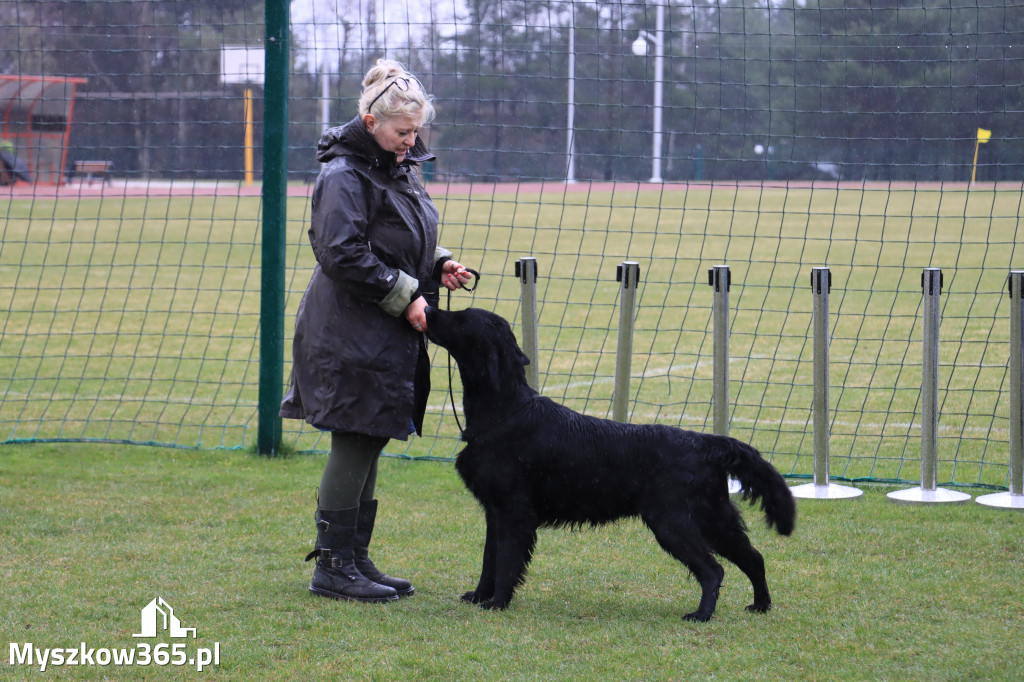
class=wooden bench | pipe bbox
[74,160,113,185]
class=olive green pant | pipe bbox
[318,431,389,511]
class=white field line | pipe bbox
[423,401,1003,436]
[5,352,1005,439]
[426,363,1004,438]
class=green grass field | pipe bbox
[2,443,1022,680]
[2,183,1022,678]
[1,182,1022,486]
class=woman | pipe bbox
[281,60,473,603]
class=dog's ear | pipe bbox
[495,315,531,367]
[462,311,532,392]
[480,351,503,392]
[474,327,530,392]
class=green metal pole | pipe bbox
[258,0,289,455]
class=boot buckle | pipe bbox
[328,553,347,570]
[304,547,332,563]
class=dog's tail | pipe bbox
[711,436,796,536]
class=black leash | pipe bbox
[444,268,479,437]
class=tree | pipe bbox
[3,0,265,178]
[790,0,1024,181]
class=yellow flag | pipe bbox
[977,128,992,143]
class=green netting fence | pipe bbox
[1,0,1022,491]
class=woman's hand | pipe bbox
[405,295,428,332]
[441,260,474,291]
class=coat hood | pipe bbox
[316,116,435,171]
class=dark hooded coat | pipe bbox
[280,116,450,439]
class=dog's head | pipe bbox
[426,307,531,393]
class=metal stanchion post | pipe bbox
[515,257,541,391]
[977,271,1024,510]
[708,265,741,493]
[889,268,971,504]
[791,267,862,500]
[613,261,640,422]
[709,265,731,437]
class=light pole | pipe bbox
[631,0,665,183]
[754,143,776,180]
[311,3,331,133]
[566,5,576,183]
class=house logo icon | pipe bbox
[132,597,197,639]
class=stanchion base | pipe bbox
[790,482,864,500]
[887,487,972,505]
[975,492,1024,511]
[728,478,743,495]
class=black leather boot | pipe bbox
[305,507,398,603]
[354,500,415,597]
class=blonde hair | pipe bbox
[359,59,435,125]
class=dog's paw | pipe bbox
[746,601,772,614]
[479,600,509,611]
[682,610,713,623]
[461,590,486,604]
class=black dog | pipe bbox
[425,306,796,622]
